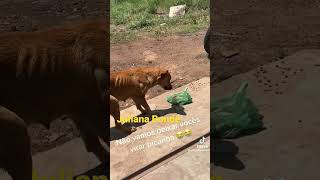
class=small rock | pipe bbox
[169,5,186,17]
[160,23,166,26]
[143,50,158,63]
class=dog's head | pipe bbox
[157,69,172,90]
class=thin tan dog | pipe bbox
[109,67,172,132]
[0,20,108,180]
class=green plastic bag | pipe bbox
[211,83,263,138]
[167,88,192,105]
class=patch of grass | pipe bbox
[111,0,209,43]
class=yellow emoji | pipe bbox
[176,131,184,138]
[184,129,192,136]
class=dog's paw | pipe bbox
[129,126,137,132]
[116,125,137,134]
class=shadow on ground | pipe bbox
[212,139,245,171]
[110,105,186,141]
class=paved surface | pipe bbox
[110,77,210,180]
[212,50,320,180]
[138,138,210,180]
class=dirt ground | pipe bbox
[0,0,106,32]
[211,0,320,82]
[111,32,210,109]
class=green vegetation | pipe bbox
[111,0,209,43]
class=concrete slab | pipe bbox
[110,77,210,180]
[0,138,100,180]
[212,50,320,180]
[138,138,210,180]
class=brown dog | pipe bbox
[109,67,172,132]
[0,19,108,180]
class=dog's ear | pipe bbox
[158,70,169,80]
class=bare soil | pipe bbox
[111,31,210,109]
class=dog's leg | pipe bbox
[80,130,107,163]
[73,114,107,163]
[132,96,151,114]
[111,96,136,133]
[110,95,121,128]
[133,96,152,114]
[0,107,32,180]
[71,102,107,163]
[132,98,145,113]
